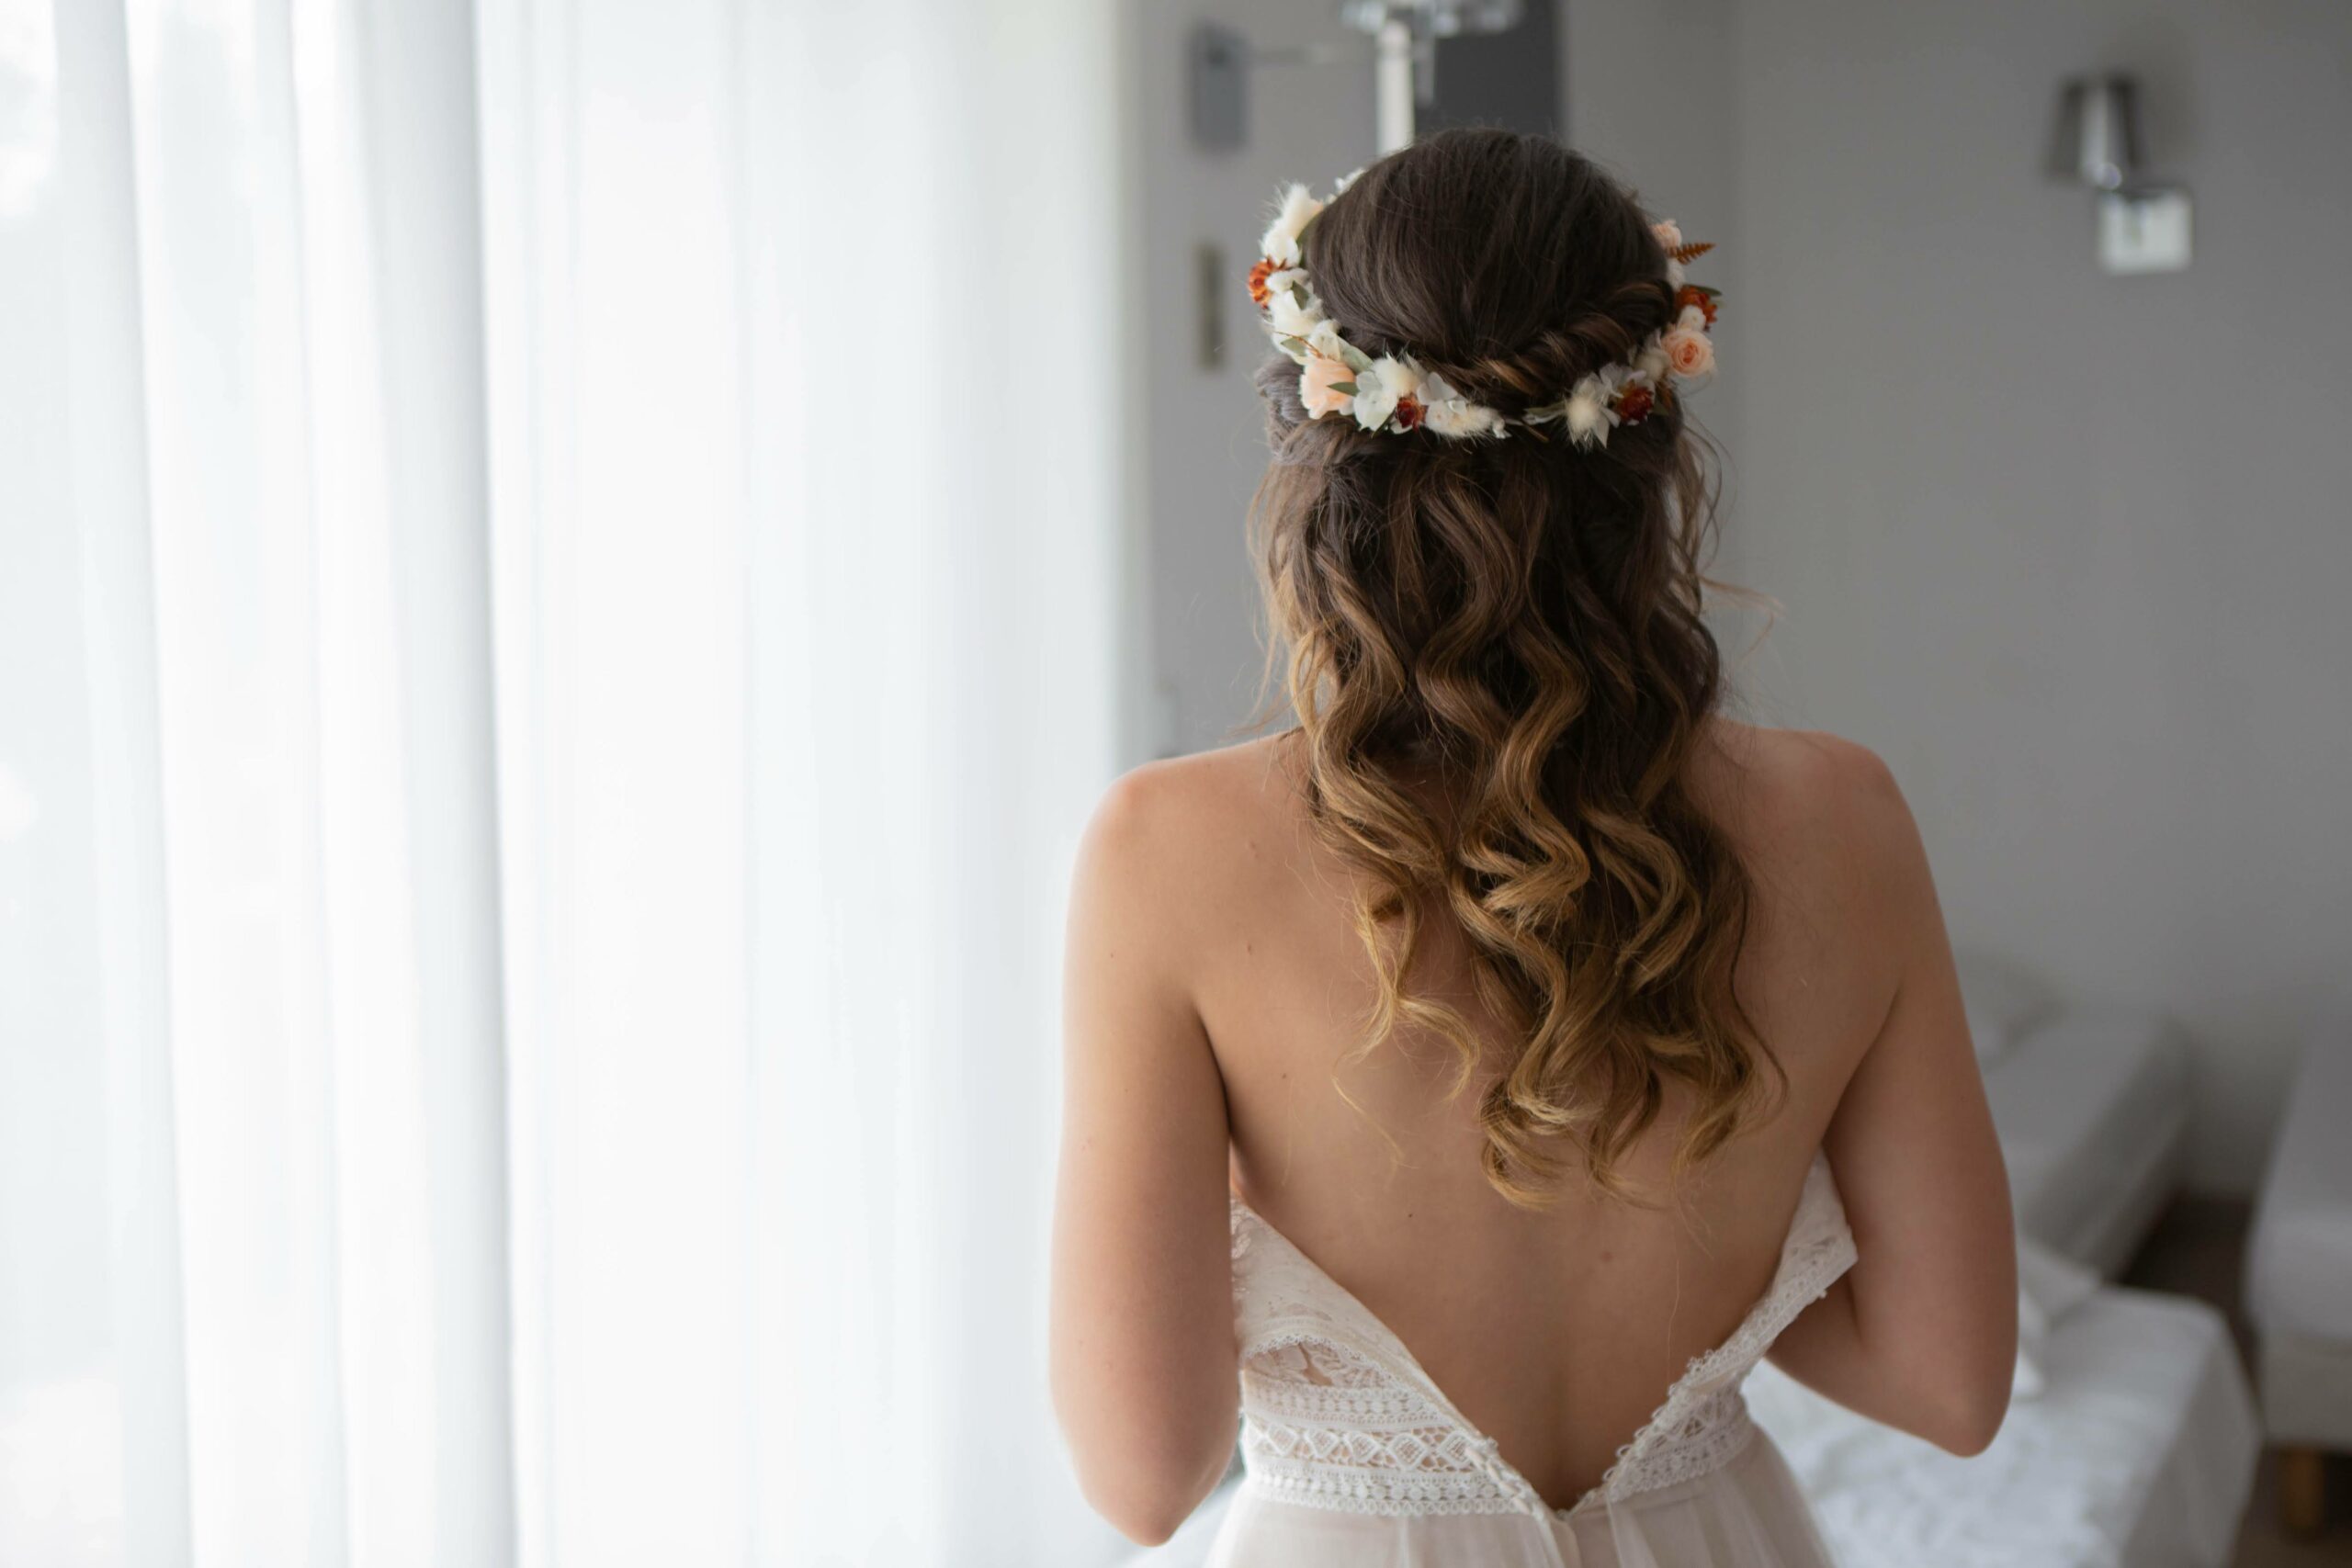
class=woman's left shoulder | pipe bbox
[1080,733,1301,867]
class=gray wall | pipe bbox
[1697,0,2352,1192]
[1138,0,2352,1192]
[1135,3,1374,760]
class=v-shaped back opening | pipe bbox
[1230,1151,1856,1517]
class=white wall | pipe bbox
[1707,0,2352,1192]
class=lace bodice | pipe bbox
[1227,1153,1857,1523]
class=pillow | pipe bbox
[1955,950,2051,1068]
[2012,1234,2101,1399]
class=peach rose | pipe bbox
[1662,327,1715,378]
[1300,353,1356,419]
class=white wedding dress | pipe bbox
[1210,1153,1857,1568]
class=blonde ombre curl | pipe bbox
[1248,130,1779,1207]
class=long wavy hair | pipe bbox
[1250,129,1776,1207]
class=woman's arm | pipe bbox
[1048,766,1238,1545]
[1766,745,2018,1455]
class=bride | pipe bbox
[1049,128,2017,1568]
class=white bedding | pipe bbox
[1983,1008,2190,1277]
[1748,1285,2257,1568]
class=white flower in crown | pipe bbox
[1352,356,1423,432]
[1266,285,1324,349]
[1261,183,1325,268]
[1653,219,1688,287]
[1306,319,1352,363]
[1420,372,1508,439]
[1565,364,1633,448]
[1635,341,1673,386]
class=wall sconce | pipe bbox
[2048,73,2192,275]
[1337,1,1526,152]
[1188,4,1527,158]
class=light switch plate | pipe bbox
[2098,187,2192,274]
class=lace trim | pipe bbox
[1587,1183,1857,1506]
[1241,1431,1537,1517]
[1227,1160,1858,1522]
[1231,1209,1542,1517]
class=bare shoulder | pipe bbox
[1072,733,1306,954]
[1693,717,1924,892]
[1080,732,1301,863]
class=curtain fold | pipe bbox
[6,0,512,1561]
[5,0,1131,1563]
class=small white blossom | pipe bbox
[1261,183,1325,267]
[1351,355,1422,431]
[1565,368,1625,448]
[1419,372,1507,440]
[1267,286,1324,345]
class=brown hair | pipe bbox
[1249,128,1774,1206]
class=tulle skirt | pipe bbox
[1204,1427,1838,1568]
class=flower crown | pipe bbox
[1247,175,1722,447]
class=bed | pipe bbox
[1133,1285,2257,1568]
[1748,1285,2257,1568]
[1980,1004,2192,1278]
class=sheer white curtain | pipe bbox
[476,0,1127,1562]
[5,0,511,1560]
[0,0,1129,1562]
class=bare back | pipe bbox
[1050,714,2015,1544]
[1177,718,1894,1508]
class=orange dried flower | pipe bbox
[1675,284,1718,326]
[1247,256,1280,308]
[1666,240,1714,265]
[1614,383,1656,424]
[1393,394,1426,431]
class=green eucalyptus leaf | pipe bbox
[1330,380,1359,395]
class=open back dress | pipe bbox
[1208,1153,1857,1568]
